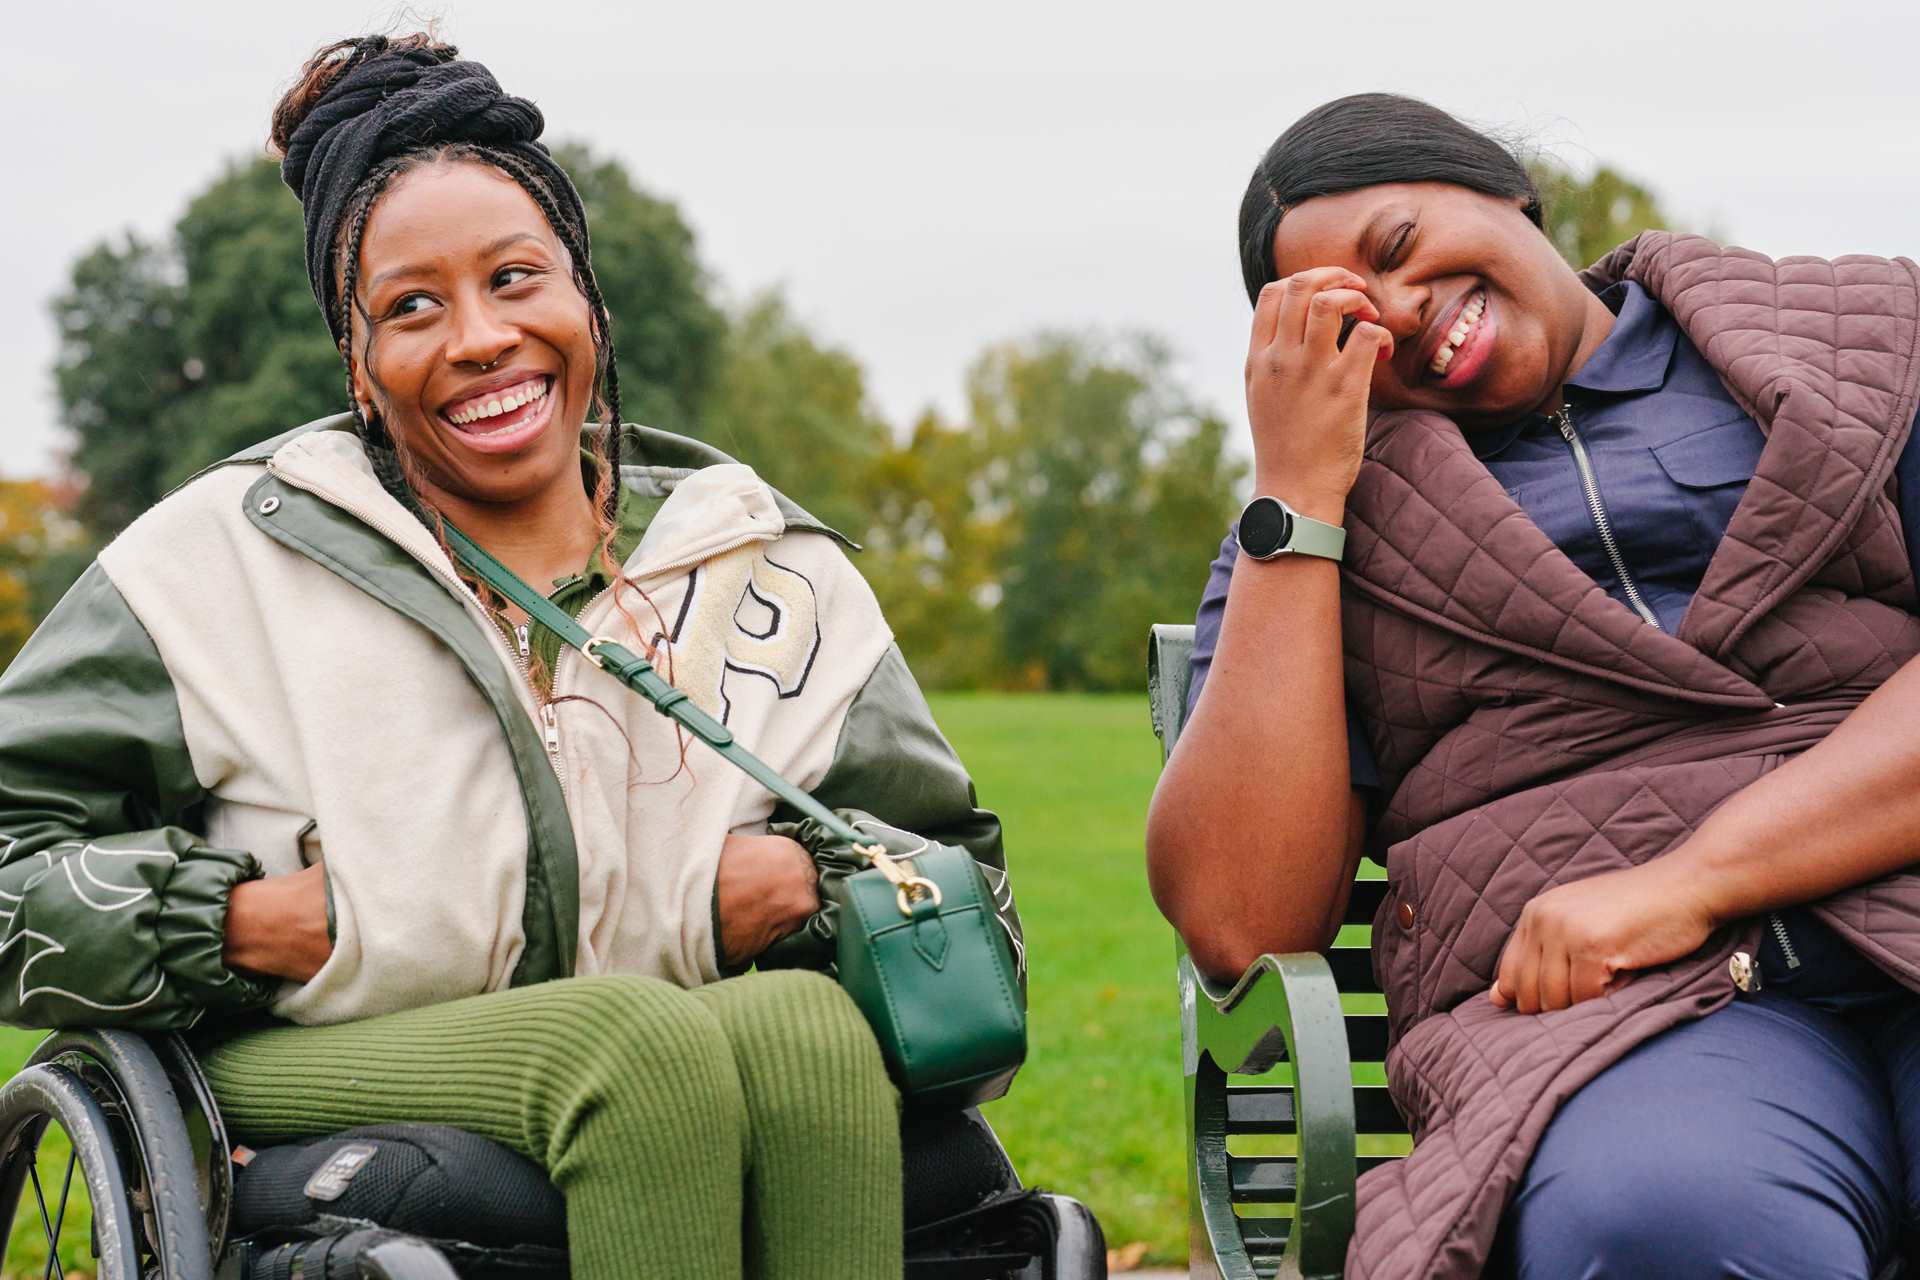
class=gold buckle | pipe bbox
[857,842,944,917]
[894,878,943,916]
[583,636,619,670]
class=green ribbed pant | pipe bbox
[198,970,902,1279]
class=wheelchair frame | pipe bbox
[0,1027,1106,1279]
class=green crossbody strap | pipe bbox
[443,521,875,850]
[446,523,945,911]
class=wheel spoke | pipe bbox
[26,1152,66,1280]
[46,1150,76,1268]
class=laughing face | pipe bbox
[1270,181,1612,432]
[344,159,598,510]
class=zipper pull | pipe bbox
[1767,912,1803,971]
[542,703,560,757]
[515,624,531,660]
[1550,406,1576,441]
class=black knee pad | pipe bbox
[230,1124,566,1278]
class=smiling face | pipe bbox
[1271,181,1612,431]
[344,159,598,509]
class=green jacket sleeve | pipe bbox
[0,565,275,1029]
[761,643,1025,989]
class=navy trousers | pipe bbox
[1500,909,1920,1279]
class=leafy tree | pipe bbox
[1528,158,1678,269]
[860,409,1010,689]
[165,157,346,488]
[701,291,892,538]
[50,234,191,535]
[0,480,82,670]
[871,334,1244,691]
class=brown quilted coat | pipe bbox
[1343,232,1920,1277]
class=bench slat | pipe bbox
[1229,1155,1401,1202]
[1344,877,1388,923]
[1326,943,1379,993]
[1346,1013,1389,1061]
[1226,1084,1405,1134]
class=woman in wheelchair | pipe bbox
[1148,93,1920,1278]
[0,33,1023,1279]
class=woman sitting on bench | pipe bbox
[0,32,1021,1280]
[1148,92,1920,1279]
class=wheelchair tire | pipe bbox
[0,1061,145,1279]
[29,1030,223,1278]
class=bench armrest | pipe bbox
[1181,944,1356,1280]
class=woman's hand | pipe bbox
[716,833,820,967]
[223,864,332,983]
[1244,266,1395,514]
[1489,862,1717,1014]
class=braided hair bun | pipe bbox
[268,34,457,160]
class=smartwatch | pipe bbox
[1235,495,1346,562]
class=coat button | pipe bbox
[1395,899,1416,931]
[1729,951,1761,994]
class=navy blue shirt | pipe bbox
[1186,282,1920,788]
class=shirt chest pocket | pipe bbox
[1650,414,1766,555]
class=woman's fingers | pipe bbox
[1248,280,1287,360]
[1570,957,1615,1006]
[1274,267,1368,347]
[1490,932,1521,1008]
[1337,321,1395,385]
[1539,945,1573,1012]
[1303,288,1379,356]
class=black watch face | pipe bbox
[1241,497,1293,558]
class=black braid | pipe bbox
[332,156,431,524]
[481,146,624,518]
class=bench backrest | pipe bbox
[1147,623,1407,1272]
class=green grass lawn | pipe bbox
[933,692,1188,1262]
[0,691,1190,1270]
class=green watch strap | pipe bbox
[1286,510,1346,561]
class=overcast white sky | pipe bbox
[8,0,1918,480]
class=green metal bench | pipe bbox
[1148,623,1409,1280]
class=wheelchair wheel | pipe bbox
[24,1032,222,1279]
[0,1062,144,1279]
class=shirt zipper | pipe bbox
[1551,406,1663,629]
[1768,912,1803,970]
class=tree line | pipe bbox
[4,147,1677,688]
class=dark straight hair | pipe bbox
[1238,93,1544,303]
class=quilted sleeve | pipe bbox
[0,564,276,1028]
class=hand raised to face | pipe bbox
[1242,266,1392,518]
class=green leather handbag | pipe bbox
[446,524,1027,1108]
[819,828,1025,1109]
